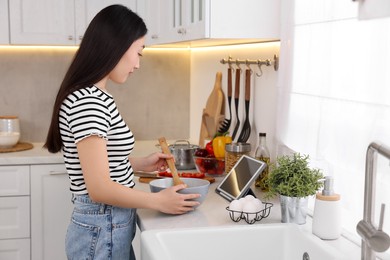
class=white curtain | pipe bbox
[277,0,390,249]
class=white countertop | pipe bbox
[135,177,362,259]
[0,140,166,165]
[0,140,365,259]
[0,143,63,165]
[135,177,282,231]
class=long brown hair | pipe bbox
[44,5,147,153]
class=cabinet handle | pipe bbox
[68,35,73,41]
[177,28,187,35]
[49,171,67,175]
[151,34,159,39]
[79,35,83,41]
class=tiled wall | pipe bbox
[0,47,190,143]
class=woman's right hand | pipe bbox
[155,184,201,215]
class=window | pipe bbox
[278,1,390,256]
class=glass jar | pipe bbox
[255,133,270,190]
[225,143,251,173]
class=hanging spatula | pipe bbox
[218,68,233,133]
[158,137,185,186]
[231,68,241,140]
[238,69,252,143]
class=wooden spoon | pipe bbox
[158,137,185,186]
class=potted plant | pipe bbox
[265,153,324,224]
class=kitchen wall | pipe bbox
[189,42,280,158]
[0,42,280,156]
[0,47,190,143]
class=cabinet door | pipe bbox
[0,166,29,196]
[139,0,167,46]
[180,0,206,41]
[31,164,73,260]
[9,0,75,45]
[161,0,206,43]
[0,0,9,44]
[0,239,30,260]
[0,197,30,239]
[74,0,137,45]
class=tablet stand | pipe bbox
[243,188,257,198]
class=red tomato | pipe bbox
[205,141,214,156]
[158,171,171,177]
[158,171,205,179]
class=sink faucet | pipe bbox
[357,142,390,260]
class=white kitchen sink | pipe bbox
[141,223,346,260]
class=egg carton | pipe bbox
[226,202,273,224]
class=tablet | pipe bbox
[215,155,266,201]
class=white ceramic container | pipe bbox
[0,116,21,148]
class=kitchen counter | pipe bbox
[0,141,365,259]
[135,177,362,259]
[131,142,364,259]
[0,143,63,165]
[135,176,281,230]
[0,140,169,165]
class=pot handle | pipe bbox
[173,140,190,146]
[155,139,191,149]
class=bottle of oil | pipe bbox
[255,133,270,191]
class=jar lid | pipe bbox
[225,142,251,152]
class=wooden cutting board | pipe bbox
[199,72,225,146]
[139,176,215,184]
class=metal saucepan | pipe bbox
[157,140,199,170]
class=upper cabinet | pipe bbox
[9,0,75,45]
[0,0,9,44]
[141,0,280,46]
[4,0,280,46]
[8,0,137,45]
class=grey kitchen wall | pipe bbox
[0,47,190,143]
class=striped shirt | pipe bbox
[59,85,135,194]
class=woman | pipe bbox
[44,5,200,260]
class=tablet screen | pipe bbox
[216,155,266,201]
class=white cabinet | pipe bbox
[0,0,9,44]
[9,0,75,45]
[8,0,137,45]
[143,0,280,46]
[74,0,137,45]
[30,164,73,260]
[0,239,30,260]
[164,0,207,43]
[138,0,167,45]
[0,166,30,260]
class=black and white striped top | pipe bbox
[59,85,135,194]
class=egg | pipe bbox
[242,200,261,213]
[229,199,243,212]
[253,198,263,209]
[244,194,256,201]
[242,198,263,222]
[238,197,246,204]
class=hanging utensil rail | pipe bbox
[220,55,279,77]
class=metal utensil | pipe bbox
[158,137,185,186]
[238,69,251,143]
[218,68,233,133]
[231,68,241,140]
